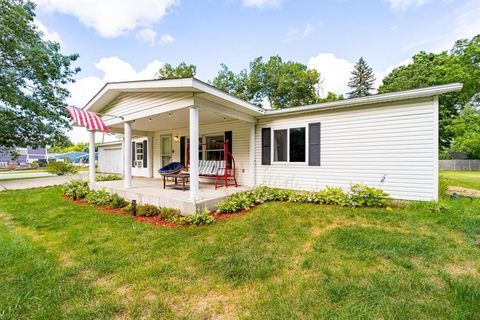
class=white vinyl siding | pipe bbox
[102,92,193,119]
[255,98,438,201]
[152,120,251,186]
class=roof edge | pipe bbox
[264,83,463,116]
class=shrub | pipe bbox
[159,207,181,221]
[185,208,216,226]
[96,174,122,182]
[30,161,39,169]
[46,161,78,175]
[216,191,255,213]
[313,186,349,206]
[109,194,128,209]
[348,184,391,207]
[426,201,450,214]
[85,189,112,206]
[136,204,160,217]
[62,180,90,199]
[439,176,450,197]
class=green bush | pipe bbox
[46,161,79,175]
[216,184,391,213]
[136,204,160,217]
[30,161,39,169]
[109,194,128,209]
[159,207,181,221]
[62,180,90,199]
[96,174,122,182]
[185,208,216,225]
[348,184,390,207]
[439,176,450,197]
[85,189,112,206]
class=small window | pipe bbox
[135,142,144,161]
[274,129,287,162]
[289,127,306,162]
[206,135,225,160]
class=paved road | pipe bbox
[0,172,88,191]
[0,172,53,180]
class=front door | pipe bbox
[160,135,172,166]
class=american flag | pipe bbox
[65,106,109,132]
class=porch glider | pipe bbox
[186,140,238,189]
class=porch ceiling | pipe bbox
[109,106,237,132]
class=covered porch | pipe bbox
[84,79,264,214]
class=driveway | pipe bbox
[0,172,88,191]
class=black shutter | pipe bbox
[131,141,135,167]
[261,128,271,165]
[225,131,233,166]
[308,123,321,166]
[142,140,148,168]
[180,136,185,166]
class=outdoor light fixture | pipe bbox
[168,112,172,117]
[148,117,152,122]
[174,135,179,142]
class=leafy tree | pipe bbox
[156,62,197,79]
[319,92,344,103]
[379,34,480,149]
[447,104,480,159]
[0,0,79,151]
[212,56,321,109]
[347,57,376,98]
[49,142,89,154]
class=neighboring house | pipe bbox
[0,147,48,167]
[82,78,462,213]
[54,151,94,164]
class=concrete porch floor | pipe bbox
[90,177,250,214]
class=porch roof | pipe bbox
[83,78,265,116]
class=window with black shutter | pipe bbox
[261,128,271,165]
[308,123,321,166]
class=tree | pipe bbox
[49,142,89,154]
[319,92,344,103]
[347,57,376,98]
[212,56,321,109]
[156,62,197,79]
[447,104,480,159]
[379,34,480,150]
[0,0,79,150]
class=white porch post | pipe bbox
[88,130,96,183]
[189,106,199,201]
[248,123,256,187]
[124,121,132,189]
[148,134,154,178]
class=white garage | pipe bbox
[97,141,123,174]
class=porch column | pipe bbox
[248,123,256,187]
[189,106,199,201]
[88,130,96,183]
[148,134,154,178]
[124,121,132,189]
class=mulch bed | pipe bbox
[63,196,246,228]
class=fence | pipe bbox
[439,160,480,171]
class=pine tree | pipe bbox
[347,57,376,98]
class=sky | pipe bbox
[32,0,480,143]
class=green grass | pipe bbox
[441,171,480,190]
[1,187,479,319]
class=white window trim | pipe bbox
[271,126,308,165]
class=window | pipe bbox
[135,142,144,161]
[273,127,306,163]
[273,129,287,162]
[206,135,225,160]
[289,127,306,162]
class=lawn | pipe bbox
[0,187,479,319]
[441,170,480,190]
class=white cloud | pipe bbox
[136,28,157,46]
[307,53,412,97]
[36,0,178,38]
[243,0,284,9]
[66,57,164,142]
[384,0,432,11]
[159,33,175,45]
[32,18,62,43]
[285,22,314,42]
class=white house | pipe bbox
[86,78,462,214]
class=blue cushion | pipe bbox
[159,162,183,174]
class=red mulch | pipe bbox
[63,196,249,228]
